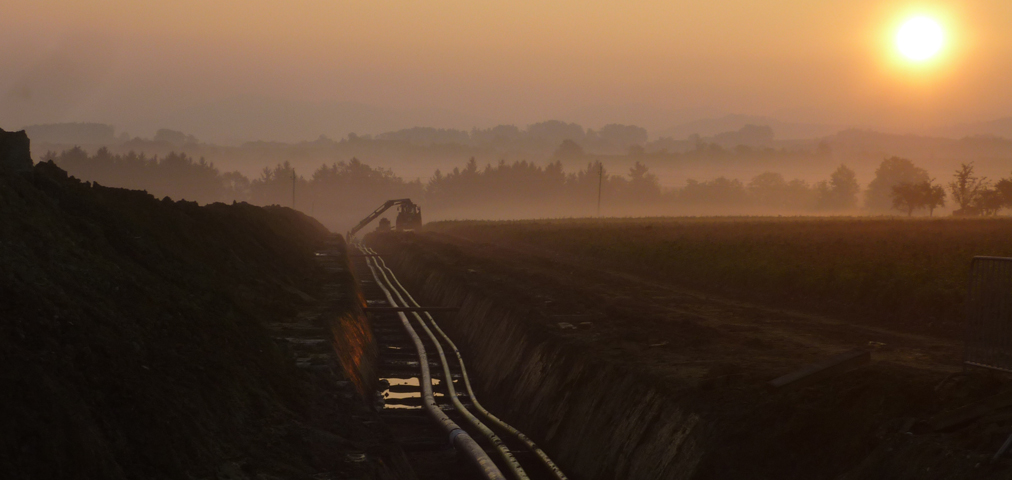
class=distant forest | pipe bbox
[27,121,1012,198]
[44,146,1012,230]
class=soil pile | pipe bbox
[0,154,348,478]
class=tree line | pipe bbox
[43,147,1012,229]
[868,156,1012,217]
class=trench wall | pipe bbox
[326,237,379,399]
[382,244,709,480]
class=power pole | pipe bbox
[292,168,296,209]
[597,162,603,217]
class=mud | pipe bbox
[368,231,1012,480]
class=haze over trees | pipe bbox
[865,157,930,211]
[36,118,1012,229]
[46,145,873,229]
[25,120,1012,195]
[891,180,946,216]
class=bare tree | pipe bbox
[949,163,987,216]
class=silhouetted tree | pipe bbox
[748,172,787,208]
[552,139,584,159]
[45,147,240,204]
[949,163,988,216]
[974,188,1006,216]
[865,157,929,211]
[816,165,859,211]
[921,180,946,216]
[596,124,648,151]
[891,182,922,216]
[528,120,586,145]
[994,175,1012,213]
[627,162,661,201]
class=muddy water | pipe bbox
[379,377,451,410]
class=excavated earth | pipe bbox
[367,230,1012,480]
[0,158,407,479]
[8,134,1012,479]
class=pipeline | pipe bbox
[359,246,505,480]
[364,246,569,480]
[362,246,530,479]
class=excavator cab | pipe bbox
[395,203,422,231]
[347,198,423,240]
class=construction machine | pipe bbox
[347,199,422,240]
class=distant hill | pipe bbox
[148,96,496,145]
[22,122,118,146]
[938,117,1012,139]
[654,114,841,141]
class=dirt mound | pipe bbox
[0,128,33,172]
[0,160,338,478]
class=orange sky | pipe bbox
[3,1,1011,139]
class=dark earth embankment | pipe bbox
[0,145,388,479]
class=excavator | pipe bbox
[347,199,422,240]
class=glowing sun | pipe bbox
[896,17,944,61]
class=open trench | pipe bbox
[341,232,1012,480]
[362,240,705,479]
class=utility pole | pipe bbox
[292,168,296,209]
[597,162,603,217]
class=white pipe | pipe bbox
[364,246,529,480]
[358,245,505,480]
[365,246,569,480]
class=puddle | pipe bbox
[378,377,445,410]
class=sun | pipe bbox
[896,16,945,61]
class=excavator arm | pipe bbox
[347,198,414,239]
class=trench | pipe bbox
[360,233,1006,480]
[351,232,1012,480]
[372,242,708,480]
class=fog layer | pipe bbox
[5,1,1012,142]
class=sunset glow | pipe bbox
[896,16,945,62]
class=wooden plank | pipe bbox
[363,307,460,313]
[767,349,870,390]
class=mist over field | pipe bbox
[26,120,1012,231]
[5,1,1012,229]
[11,3,1012,479]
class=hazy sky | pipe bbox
[4,1,1012,140]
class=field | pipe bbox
[425,216,1012,337]
[369,218,1012,477]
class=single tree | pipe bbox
[552,139,585,159]
[920,180,946,216]
[995,175,1012,211]
[949,163,987,216]
[974,188,1006,216]
[891,182,922,216]
[865,157,929,211]
[748,171,788,208]
[817,165,860,211]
